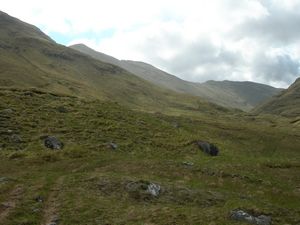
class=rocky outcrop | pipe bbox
[196,141,219,156]
[230,209,271,225]
[126,180,161,200]
[44,136,64,150]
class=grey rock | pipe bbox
[182,161,194,167]
[1,108,13,114]
[35,196,44,202]
[56,106,68,113]
[44,136,64,150]
[10,134,22,143]
[24,91,34,96]
[256,215,272,225]
[0,177,9,183]
[126,180,161,200]
[147,183,161,197]
[32,208,40,213]
[230,209,271,225]
[47,215,59,225]
[108,142,118,150]
[196,141,219,156]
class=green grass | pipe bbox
[253,78,300,117]
[0,89,299,225]
[0,14,231,116]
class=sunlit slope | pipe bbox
[0,11,229,115]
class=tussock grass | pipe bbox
[0,89,299,224]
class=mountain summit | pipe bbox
[0,11,52,42]
[0,11,228,115]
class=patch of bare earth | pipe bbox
[42,176,64,225]
[0,186,23,223]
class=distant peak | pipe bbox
[69,43,88,48]
[0,11,7,16]
[0,10,53,42]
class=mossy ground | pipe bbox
[0,89,299,225]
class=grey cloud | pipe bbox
[233,2,300,45]
[137,0,300,87]
[156,40,243,82]
[251,53,300,85]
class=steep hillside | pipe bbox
[253,77,300,117]
[70,43,121,66]
[202,80,283,110]
[0,11,227,115]
[70,44,282,111]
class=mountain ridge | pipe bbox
[0,11,231,116]
[70,43,283,111]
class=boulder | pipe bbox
[108,142,118,150]
[44,136,64,150]
[126,180,161,200]
[230,209,271,225]
[196,141,219,156]
[182,161,194,167]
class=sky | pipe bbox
[1,0,300,88]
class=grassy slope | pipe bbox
[253,78,300,118]
[0,11,227,116]
[70,44,282,111]
[0,89,299,225]
[203,80,283,110]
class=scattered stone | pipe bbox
[230,209,271,225]
[182,161,194,167]
[47,216,60,225]
[126,180,161,200]
[56,106,68,113]
[32,208,40,213]
[108,142,118,150]
[35,196,44,203]
[0,177,9,183]
[196,141,219,156]
[44,136,64,150]
[23,91,34,96]
[147,183,161,197]
[10,134,22,143]
[1,108,13,114]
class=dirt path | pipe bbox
[42,176,65,225]
[0,185,23,223]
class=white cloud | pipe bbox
[1,0,300,87]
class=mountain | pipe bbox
[70,44,282,111]
[1,11,300,225]
[253,77,300,117]
[0,11,228,115]
[201,80,283,110]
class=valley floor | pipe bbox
[0,89,299,225]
